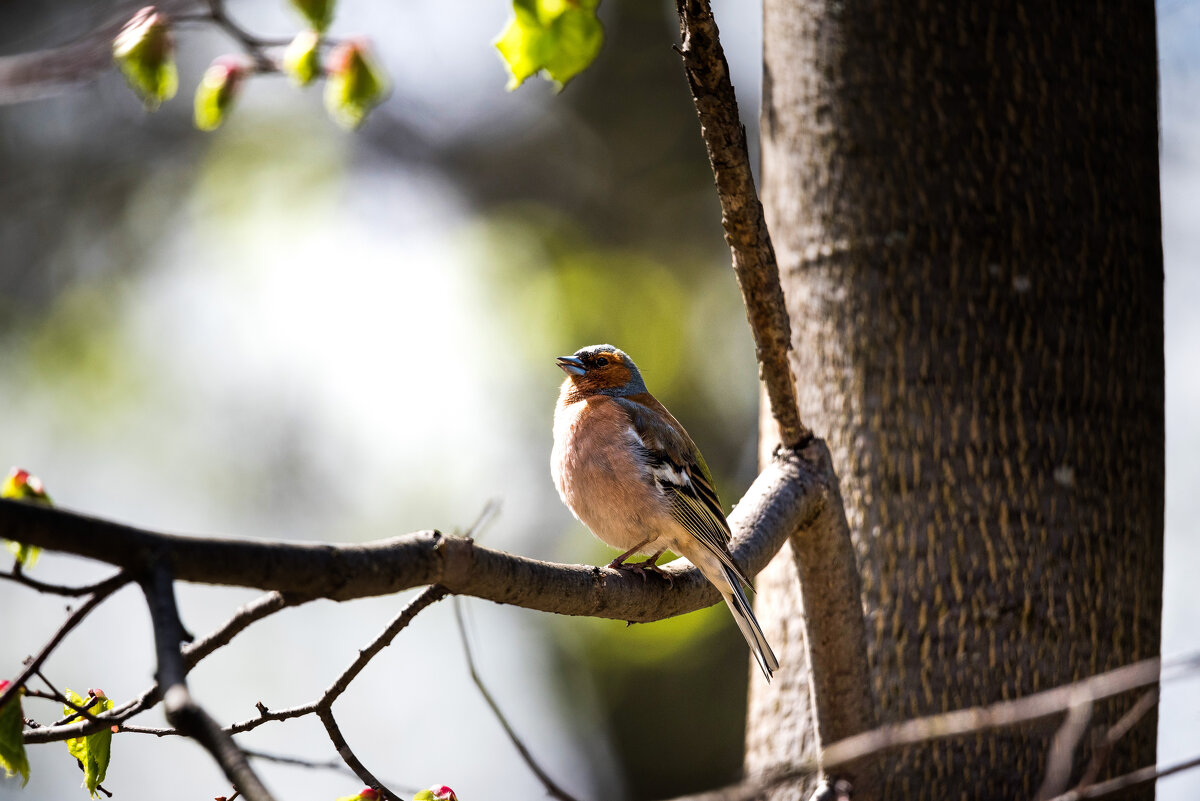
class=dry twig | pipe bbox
[454,598,581,801]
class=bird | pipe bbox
[551,344,779,682]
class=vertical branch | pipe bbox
[140,562,276,801]
[673,0,880,794]
[672,0,808,449]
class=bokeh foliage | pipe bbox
[0,1,760,798]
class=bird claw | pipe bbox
[607,558,674,588]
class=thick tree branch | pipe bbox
[673,0,808,448]
[0,449,818,622]
[140,561,276,801]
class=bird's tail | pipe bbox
[719,564,779,682]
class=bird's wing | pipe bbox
[615,395,752,588]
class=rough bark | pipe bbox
[0,450,815,622]
[747,2,1164,800]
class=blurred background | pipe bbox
[0,1,1196,800]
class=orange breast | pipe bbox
[551,394,671,553]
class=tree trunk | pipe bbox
[746,2,1164,799]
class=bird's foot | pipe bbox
[607,557,673,587]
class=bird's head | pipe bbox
[555,344,647,398]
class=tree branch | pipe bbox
[0,571,132,712]
[1035,700,1094,801]
[1042,754,1200,801]
[454,598,580,801]
[0,565,127,596]
[1074,687,1160,790]
[140,561,276,801]
[317,707,398,801]
[24,590,305,743]
[664,655,1183,801]
[672,3,879,792]
[673,0,807,448]
[819,656,1170,772]
[0,449,817,622]
[0,0,196,104]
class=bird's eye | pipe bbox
[595,357,609,367]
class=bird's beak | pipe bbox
[556,356,586,376]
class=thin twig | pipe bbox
[1042,753,1200,801]
[820,656,1171,771]
[241,746,418,794]
[321,586,450,707]
[24,590,308,744]
[225,702,317,736]
[666,655,1184,801]
[317,707,398,801]
[222,585,451,737]
[454,597,581,801]
[1,565,126,596]
[202,0,292,70]
[0,570,131,712]
[243,747,355,774]
[0,0,195,104]
[1035,700,1094,801]
[1074,687,1160,790]
[186,591,306,668]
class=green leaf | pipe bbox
[288,0,336,33]
[112,7,178,110]
[64,690,114,799]
[0,682,30,786]
[194,58,247,132]
[335,789,380,801]
[5,541,39,569]
[412,787,457,801]
[2,468,52,569]
[283,30,322,87]
[494,0,603,91]
[323,41,389,130]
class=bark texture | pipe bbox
[747,2,1164,799]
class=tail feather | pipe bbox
[720,564,779,682]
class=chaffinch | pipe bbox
[551,344,779,682]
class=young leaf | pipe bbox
[2,467,53,569]
[194,57,248,131]
[112,6,179,110]
[63,689,114,799]
[494,0,603,91]
[323,41,389,130]
[335,788,380,801]
[288,0,336,33]
[0,681,30,786]
[283,30,322,87]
